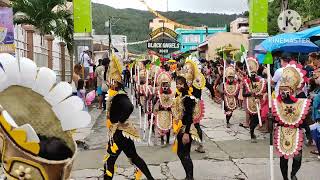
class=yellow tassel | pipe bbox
[188,87,193,96]
[106,119,112,129]
[176,89,181,96]
[272,91,276,99]
[172,139,178,153]
[103,153,110,162]
[114,165,118,173]
[135,169,142,180]
[173,120,182,134]
[108,89,118,97]
[111,143,118,153]
[105,170,113,177]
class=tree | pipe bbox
[12,0,73,52]
[268,0,320,35]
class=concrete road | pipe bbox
[71,88,320,180]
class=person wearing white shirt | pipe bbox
[80,47,91,80]
[272,53,291,96]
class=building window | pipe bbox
[182,34,200,43]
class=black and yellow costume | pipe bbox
[173,91,196,180]
[103,54,154,180]
[104,92,154,180]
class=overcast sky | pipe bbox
[92,0,248,14]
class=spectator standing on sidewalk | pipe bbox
[95,58,110,110]
[71,64,82,96]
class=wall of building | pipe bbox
[230,18,249,34]
[206,32,249,60]
[175,26,228,53]
[14,25,73,82]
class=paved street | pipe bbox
[71,89,320,180]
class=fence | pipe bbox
[13,25,75,82]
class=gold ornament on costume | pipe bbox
[225,96,237,111]
[107,54,123,83]
[157,111,172,131]
[274,126,303,159]
[159,93,174,108]
[279,63,305,92]
[192,72,206,90]
[247,57,259,73]
[245,78,266,95]
[157,71,172,86]
[225,83,238,96]
[225,66,236,78]
[246,97,259,114]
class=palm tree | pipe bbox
[12,0,73,53]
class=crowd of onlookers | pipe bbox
[71,47,110,111]
[201,52,320,158]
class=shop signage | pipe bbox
[147,27,180,55]
[147,34,180,54]
[0,7,15,53]
[149,27,178,39]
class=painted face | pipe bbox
[183,63,194,84]
[279,86,292,99]
[176,79,186,92]
[108,80,119,90]
[227,76,235,82]
[161,82,170,92]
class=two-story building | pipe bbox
[175,26,228,53]
[149,17,175,31]
[230,17,249,34]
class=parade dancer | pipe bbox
[243,57,266,143]
[146,65,155,129]
[0,54,91,179]
[272,62,311,180]
[154,70,174,147]
[138,62,147,112]
[182,59,206,153]
[104,54,154,180]
[172,76,201,180]
[223,66,239,128]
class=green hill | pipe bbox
[92,3,242,54]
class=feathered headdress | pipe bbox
[107,54,123,84]
[182,57,205,89]
[279,61,307,92]
[225,66,236,77]
[0,53,91,179]
[156,70,172,86]
[247,57,259,74]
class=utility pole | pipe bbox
[105,17,120,58]
[281,0,288,11]
[108,17,112,58]
[167,0,169,12]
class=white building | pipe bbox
[92,34,128,61]
[149,18,175,31]
[230,18,249,34]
